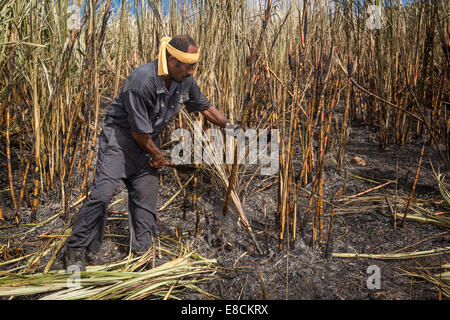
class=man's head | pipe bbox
[165,35,198,82]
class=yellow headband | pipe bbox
[157,36,200,76]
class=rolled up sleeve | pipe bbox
[122,89,154,134]
[185,79,211,113]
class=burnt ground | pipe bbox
[0,111,449,300]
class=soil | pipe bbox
[1,105,449,300]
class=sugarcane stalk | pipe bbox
[194,174,200,237]
[80,0,110,196]
[30,5,41,223]
[222,0,272,220]
[113,0,126,97]
[6,28,18,221]
[337,77,351,171]
[401,143,425,227]
[333,246,450,260]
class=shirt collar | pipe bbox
[154,59,180,95]
[156,73,167,95]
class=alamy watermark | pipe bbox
[66,265,81,289]
[67,3,81,31]
[170,121,279,176]
[366,265,381,290]
[366,5,383,30]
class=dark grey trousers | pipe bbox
[67,124,160,253]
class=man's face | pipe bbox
[167,45,198,82]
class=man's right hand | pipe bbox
[129,130,171,169]
[149,152,170,169]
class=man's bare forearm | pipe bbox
[130,131,160,156]
[129,130,168,168]
[200,106,228,128]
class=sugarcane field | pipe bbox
[0,0,449,302]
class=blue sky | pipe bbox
[70,0,177,16]
[110,0,413,12]
[110,0,170,15]
[72,0,415,17]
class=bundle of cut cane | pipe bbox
[0,237,217,300]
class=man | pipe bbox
[65,35,234,271]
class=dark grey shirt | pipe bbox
[104,59,211,139]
